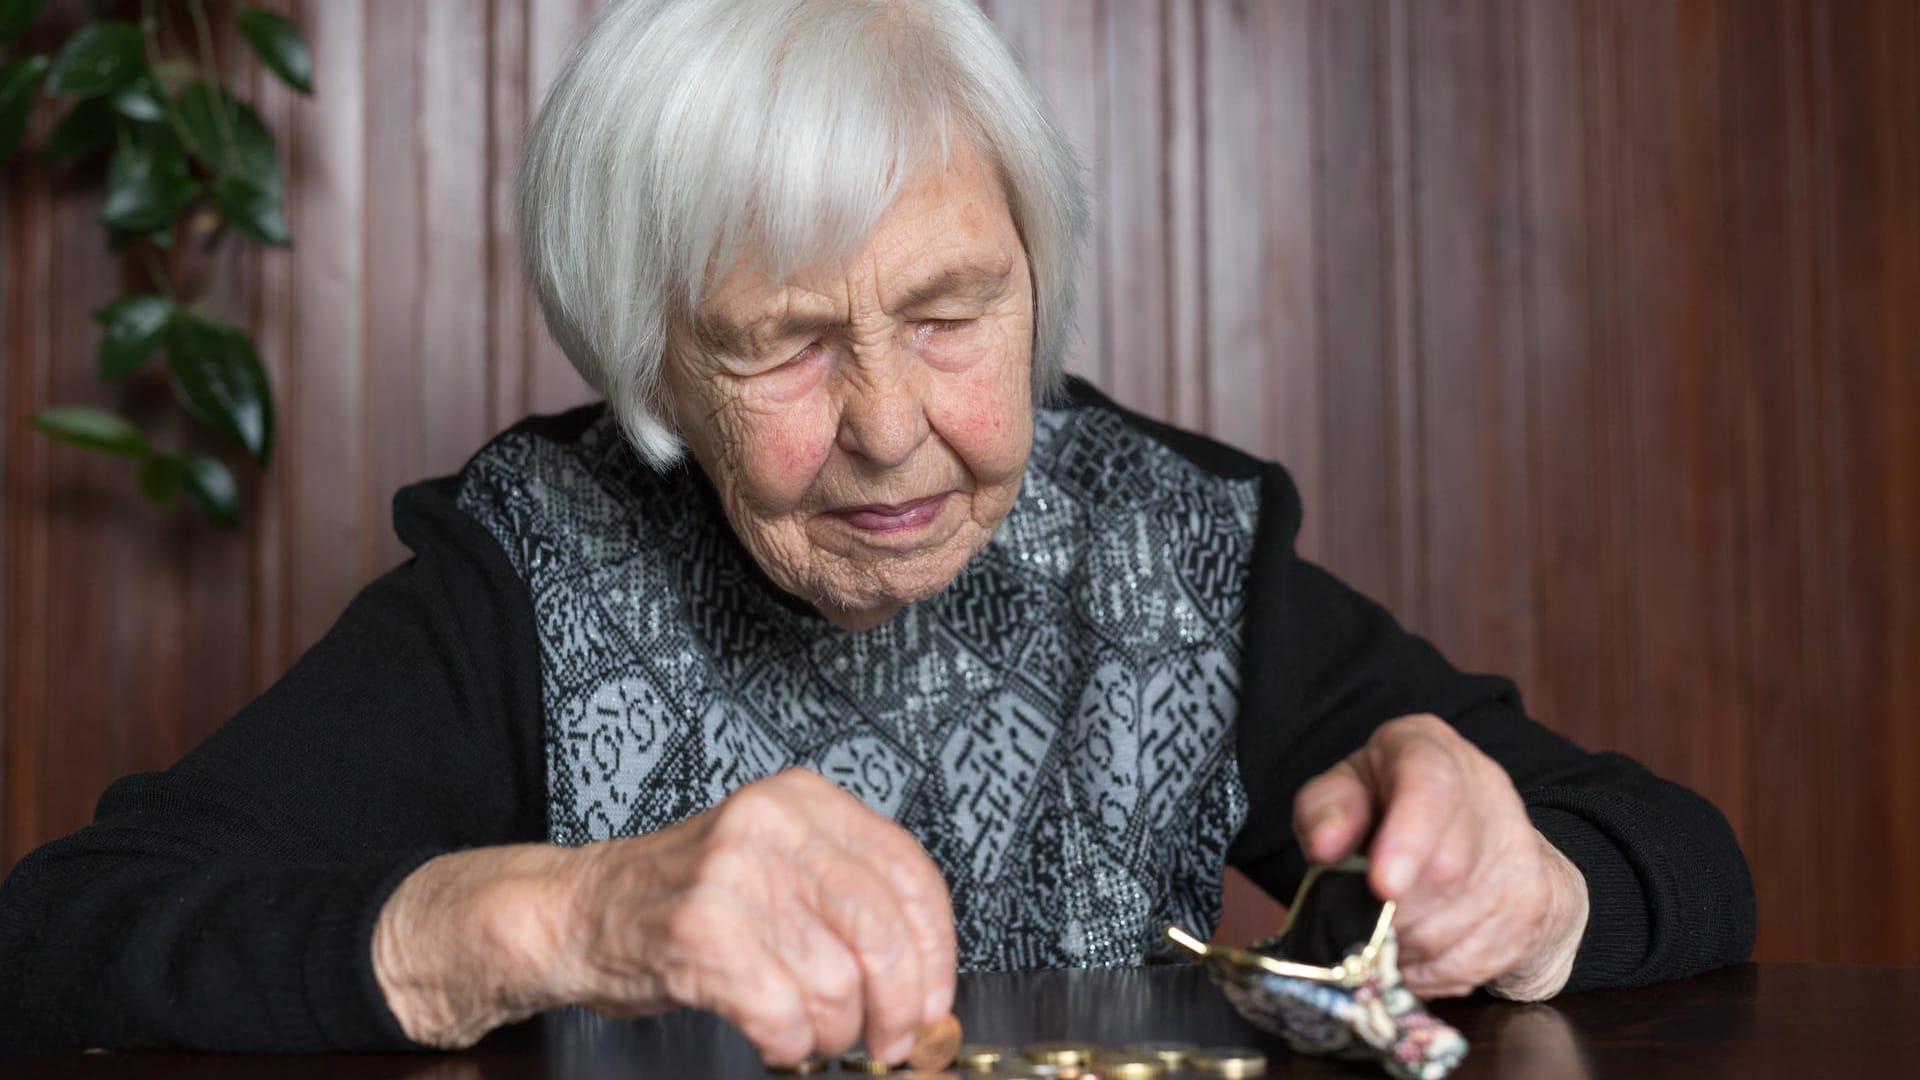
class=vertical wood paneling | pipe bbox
[282,0,368,656]
[1097,0,1168,419]
[1613,0,1747,829]
[1162,0,1208,433]
[1877,0,1920,964]
[418,0,494,481]
[1407,0,1537,694]
[486,0,533,435]
[361,1,426,576]
[1517,0,1608,751]
[522,0,600,417]
[981,0,1105,391]
[1199,0,1322,557]
[1724,0,1816,963]
[3,0,1916,965]
[1312,0,1399,607]
[1805,0,1898,963]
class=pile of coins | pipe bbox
[790,1036,1268,1077]
[775,1013,1265,1077]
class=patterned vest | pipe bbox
[455,400,1260,970]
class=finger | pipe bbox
[1292,760,1374,864]
[1363,730,1466,900]
[766,905,868,1057]
[846,825,957,1027]
[793,836,927,1064]
[1399,804,1483,916]
[674,904,818,1067]
[776,770,958,1028]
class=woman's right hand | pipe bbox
[372,768,957,1066]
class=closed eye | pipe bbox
[917,318,977,337]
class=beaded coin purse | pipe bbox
[1166,857,1468,1080]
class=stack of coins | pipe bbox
[1183,1046,1268,1077]
[1088,1048,1167,1078]
[1021,1039,1101,1076]
[953,1043,1016,1072]
[797,1038,1267,1076]
[1123,1041,1197,1072]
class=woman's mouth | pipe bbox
[830,492,952,533]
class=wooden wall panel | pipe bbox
[4,0,1917,967]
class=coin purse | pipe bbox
[1166,857,1468,1080]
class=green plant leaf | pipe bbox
[171,81,234,171]
[174,82,283,199]
[0,55,48,162]
[94,294,176,379]
[237,9,311,95]
[136,452,182,505]
[212,174,288,247]
[166,315,274,464]
[45,20,144,97]
[176,452,238,526]
[0,0,45,42]
[109,74,165,122]
[30,405,149,457]
[101,127,200,233]
[41,95,114,163]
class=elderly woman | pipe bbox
[0,0,1752,1064]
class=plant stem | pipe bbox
[140,244,178,304]
[185,0,239,175]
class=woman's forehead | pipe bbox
[698,147,1024,329]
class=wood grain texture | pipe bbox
[3,0,1915,965]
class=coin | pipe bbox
[909,1013,965,1070]
[1185,1046,1269,1077]
[1091,1049,1167,1079]
[992,1066,1063,1079]
[1122,1041,1196,1071]
[841,1049,897,1073]
[1022,1041,1100,1068]
[954,1043,1016,1071]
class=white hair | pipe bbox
[517,0,1088,469]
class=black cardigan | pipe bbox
[0,384,1755,1055]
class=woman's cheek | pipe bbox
[929,342,1031,484]
[737,401,836,504]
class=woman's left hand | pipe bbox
[1291,713,1589,1001]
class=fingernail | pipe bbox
[878,1035,912,1064]
[1378,854,1414,896]
[923,988,948,1025]
[1309,812,1344,855]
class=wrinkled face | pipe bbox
[664,144,1035,630]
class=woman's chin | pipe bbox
[803,550,980,630]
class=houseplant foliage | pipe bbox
[2,0,311,526]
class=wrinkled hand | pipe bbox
[375,768,956,1066]
[1292,714,1589,1000]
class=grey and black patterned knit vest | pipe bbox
[454,399,1260,971]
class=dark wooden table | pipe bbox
[8,963,1917,1078]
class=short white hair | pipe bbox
[517,0,1088,469]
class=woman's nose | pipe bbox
[835,353,931,468]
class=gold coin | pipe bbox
[909,1014,965,1071]
[841,1049,898,1073]
[954,1043,1015,1071]
[1185,1046,1269,1077]
[769,1058,827,1075]
[1122,1041,1196,1071]
[1022,1041,1100,1067]
[1091,1049,1168,1079]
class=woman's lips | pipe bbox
[831,492,952,533]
